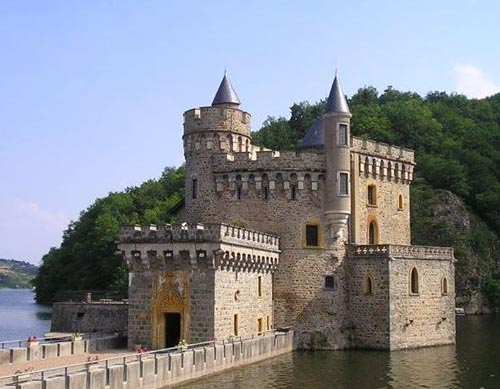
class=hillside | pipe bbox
[33,86,500,310]
[0,258,38,289]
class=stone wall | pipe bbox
[51,302,127,333]
[348,257,391,349]
[347,245,456,350]
[119,224,279,350]
[213,265,273,339]
[351,148,412,245]
[0,331,294,389]
[389,257,455,349]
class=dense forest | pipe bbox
[34,86,500,308]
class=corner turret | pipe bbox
[323,72,352,239]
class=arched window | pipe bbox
[398,194,404,210]
[367,184,377,206]
[364,275,374,295]
[368,220,378,245]
[442,277,448,295]
[410,268,419,294]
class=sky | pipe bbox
[1,0,499,264]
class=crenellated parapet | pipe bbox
[212,149,325,172]
[351,137,415,184]
[347,244,454,261]
[118,223,280,274]
[183,106,252,154]
[120,223,279,250]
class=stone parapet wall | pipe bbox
[183,106,251,137]
[348,244,454,260]
[0,332,294,389]
[212,149,325,173]
[351,136,414,163]
[119,223,279,252]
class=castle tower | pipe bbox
[323,73,352,239]
[182,73,252,222]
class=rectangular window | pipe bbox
[367,185,376,205]
[339,172,349,195]
[192,178,198,199]
[234,314,238,336]
[338,124,348,145]
[306,225,319,247]
[266,316,270,330]
[257,318,263,334]
[325,275,335,289]
[258,276,262,297]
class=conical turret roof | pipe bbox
[212,73,241,106]
[325,73,350,114]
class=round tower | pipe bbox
[182,73,251,222]
[323,73,352,239]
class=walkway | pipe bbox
[0,348,128,377]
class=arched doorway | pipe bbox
[153,272,189,349]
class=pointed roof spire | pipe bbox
[212,72,241,106]
[325,72,350,114]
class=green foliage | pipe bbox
[252,87,500,243]
[33,166,185,304]
[481,275,500,308]
[0,259,38,289]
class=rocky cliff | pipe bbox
[411,180,500,313]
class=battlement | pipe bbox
[212,149,325,173]
[351,136,414,163]
[119,223,280,252]
[347,244,454,260]
[183,106,251,137]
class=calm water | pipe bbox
[0,289,52,341]
[181,316,500,389]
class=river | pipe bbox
[0,289,52,341]
[1,290,498,387]
[180,315,500,389]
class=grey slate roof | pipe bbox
[298,117,324,149]
[212,73,241,106]
[299,73,350,149]
[325,74,350,114]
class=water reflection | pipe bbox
[388,345,458,388]
[179,316,500,389]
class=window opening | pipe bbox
[306,225,319,247]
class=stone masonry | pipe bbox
[118,72,456,350]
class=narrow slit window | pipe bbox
[368,185,377,205]
[257,318,263,334]
[264,186,269,200]
[410,268,419,294]
[234,314,239,336]
[192,178,198,199]
[258,276,262,297]
[442,278,448,295]
[291,185,297,200]
[236,185,242,200]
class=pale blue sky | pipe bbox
[1,0,499,264]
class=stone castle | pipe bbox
[118,72,456,351]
